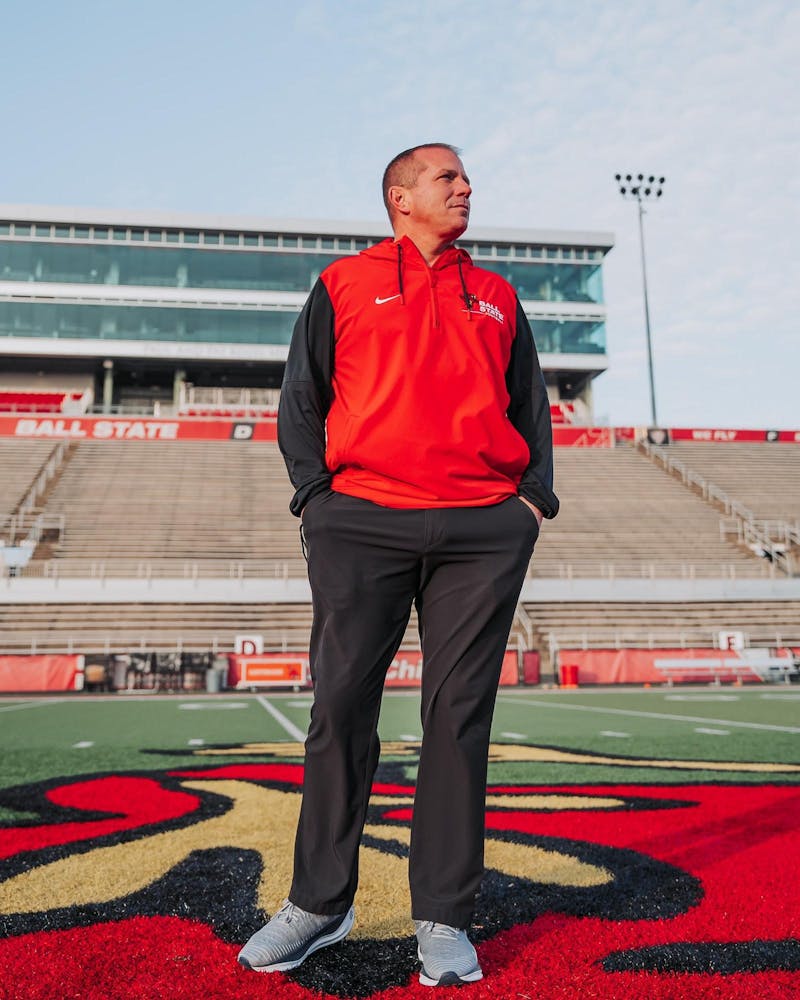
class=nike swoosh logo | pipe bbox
[375,294,401,305]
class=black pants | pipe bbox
[289,491,538,928]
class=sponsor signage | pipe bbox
[384,650,518,687]
[0,415,278,441]
[6,417,796,446]
[551,426,613,447]
[670,426,800,443]
[231,654,308,688]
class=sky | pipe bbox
[2,0,798,429]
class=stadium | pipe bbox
[1,204,798,999]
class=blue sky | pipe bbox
[2,0,798,428]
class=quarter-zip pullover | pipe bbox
[278,235,559,517]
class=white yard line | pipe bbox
[695,728,730,736]
[496,696,800,734]
[600,731,631,738]
[0,699,63,713]
[256,695,307,742]
[72,740,95,749]
[500,731,529,740]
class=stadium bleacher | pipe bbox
[532,447,774,578]
[1,424,798,680]
[664,441,800,524]
[0,440,61,536]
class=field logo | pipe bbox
[0,742,798,999]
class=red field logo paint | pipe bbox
[0,746,798,999]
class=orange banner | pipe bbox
[557,648,770,685]
[0,655,83,692]
[228,654,307,688]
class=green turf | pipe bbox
[0,686,797,822]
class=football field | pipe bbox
[0,686,798,999]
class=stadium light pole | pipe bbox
[615,173,665,427]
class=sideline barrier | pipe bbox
[556,647,798,685]
[0,654,84,692]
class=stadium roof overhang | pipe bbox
[0,204,614,253]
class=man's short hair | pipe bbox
[382,143,462,219]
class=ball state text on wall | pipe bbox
[14,419,180,440]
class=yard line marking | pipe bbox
[286,699,314,708]
[496,697,800,734]
[695,728,730,736]
[665,695,740,702]
[600,731,631,738]
[761,693,800,700]
[178,702,248,711]
[188,738,205,746]
[500,731,529,740]
[400,734,422,742]
[0,700,63,713]
[72,741,94,749]
[256,695,307,742]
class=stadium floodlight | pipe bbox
[614,173,666,426]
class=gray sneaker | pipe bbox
[238,899,355,973]
[415,920,483,987]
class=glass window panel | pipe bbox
[112,228,127,240]
[165,230,181,243]
[528,317,606,355]
[476,259,604,303]
[354,239,367,250]
[282,236,298,248]
[0,300,298,345]
[0,242,612,297]
[131,229,145,241]
[321,237,334,249]
[496,246,510,257]
[147,230,163,242]
[243,234,259,246]
[93,227,109,239]
[224,233,240,246]
[336,238,352,251]
[34,225,52,237]
[546,248,558,259]
[263,235,279,247]
[74,226,90,238]
[301,237,317,249]
[0,224,10,235]
[55,225,70,238]
[203,233,220,245]
[183,231,199,243]
[14,225,31,236]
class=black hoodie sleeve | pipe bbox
[505,299,560,518]
[277,278,335,517]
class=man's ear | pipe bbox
[387,185,411,217]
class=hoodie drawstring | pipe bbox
[397,242,405,304]
[457,256,472,321]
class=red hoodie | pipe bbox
[278,236,558,517]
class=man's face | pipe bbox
[404,147,472,241]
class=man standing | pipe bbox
[238,143,558,987]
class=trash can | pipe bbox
[205,667,221,694]
[559,663,579,688]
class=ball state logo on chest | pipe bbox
[466,295,505,324]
